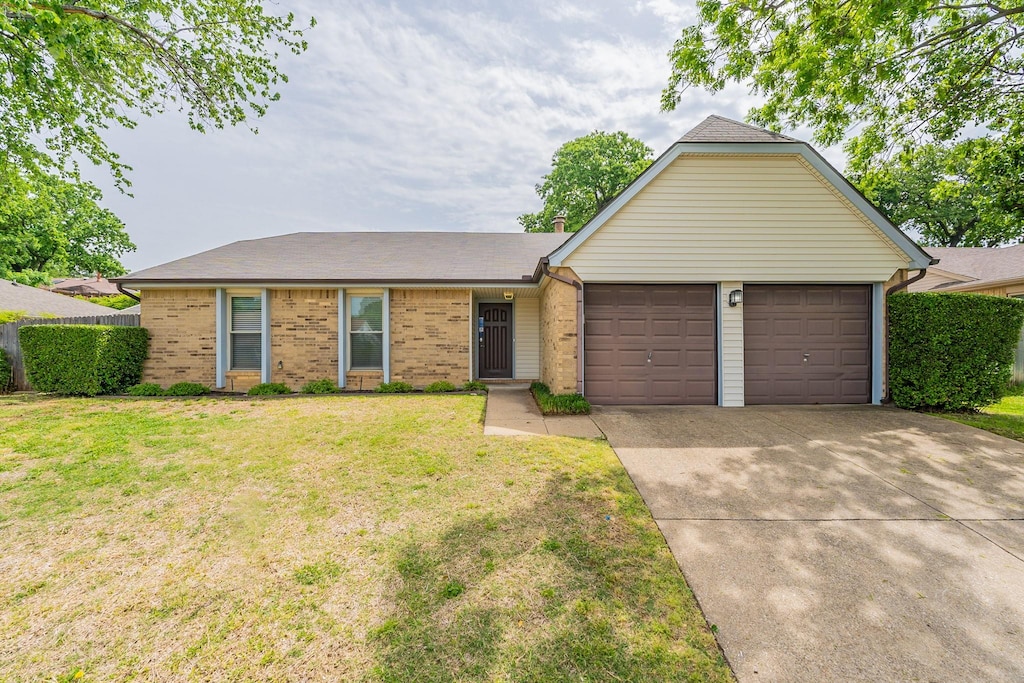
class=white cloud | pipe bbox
[89,0,771,271]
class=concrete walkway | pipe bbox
[483,385,603,437]
[592,405,1024,682]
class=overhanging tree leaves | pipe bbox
[520,131,653,233]
[0,0,313,185]
[852,138,1024,247]
[661,1,1024,161]
[0,170,135,282]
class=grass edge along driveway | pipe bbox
[0,394,732,683]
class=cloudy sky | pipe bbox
[91,0,831,272]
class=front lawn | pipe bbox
[0,395,731,682]
[937,390,1024,442]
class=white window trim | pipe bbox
[228,294,263,372]
[347,291,387,374]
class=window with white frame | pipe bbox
[230,295,262,370]
[350,295,383,369]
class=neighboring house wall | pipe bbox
[563,154,908,283]
[909,270,964,292]
[270,289,339,389]
[540,268,579,394]
[514,297,541,380]
[389,288,471,386]
[141,289,217,387]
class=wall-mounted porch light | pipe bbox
[728,289,743,307]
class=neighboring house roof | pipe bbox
[547,116,934,270]
[120,304,141,314]
[50,276,121,297]
[678,114,797,143]
[0,281,127,318]
[116,232,570,285]
[911,245,1024,291]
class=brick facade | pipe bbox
[140,287,480,392]
[140,289,217,387]
[539,267,579,394]
[389,288,471,386]
[269,289,339,388]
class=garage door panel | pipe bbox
[686,320,716,338]
[651,319,682,336]
[584,284,716,405]
[614,318,647,335]
[745,285,871,404]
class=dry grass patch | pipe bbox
[0,395,731,682]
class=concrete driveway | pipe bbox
[592,405,1024,682]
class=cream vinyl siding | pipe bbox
[719,282,744,406]
[514,297,541,379]
[564,154,908,282]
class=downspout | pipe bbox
[882,265,933,402]
[116,283,141,302]
[885,268,929,296]
[540,257,584,395]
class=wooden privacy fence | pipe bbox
[0,314,140,391]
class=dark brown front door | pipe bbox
[744,285,871,404]
[584,284,717,405]
[479,303,512,379]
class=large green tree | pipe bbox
[852,138,1024,247]
[0,171,135,284]
[520,131,653,233]
[1,0,313,185]
[661,1,1024,161]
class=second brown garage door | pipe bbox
[744,285,871,404]
[584,284,716,405]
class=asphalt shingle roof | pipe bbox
[116,232,572,284]
[922,245,1024,289]
[679,115,797,143]
[0,281,128,318]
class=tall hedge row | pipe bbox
[888,292,1024,410]
[0,348,11,393]
[19,325,150,396]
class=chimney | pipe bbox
[553,214,566,233]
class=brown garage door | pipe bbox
[584,284,716,405]
[744,285,871,405]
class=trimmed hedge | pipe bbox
[424,380,457,393]
[0,348,11,393]
[889,292,1024,411]
[19,324,149,396]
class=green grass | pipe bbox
[936,388,1024,441]
[530,381,591,415]
[0,395,731,682]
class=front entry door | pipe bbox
[479,303,513,379]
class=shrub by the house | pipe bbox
[424,380,457,393]
[19,324,149,396]
[127,383,165,396]
[889,292,1024,411]
[248,382,292,396]
[165,382,211,396]
[301,379,340,394]
[375,381,414,394]
[530,381,591,415]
